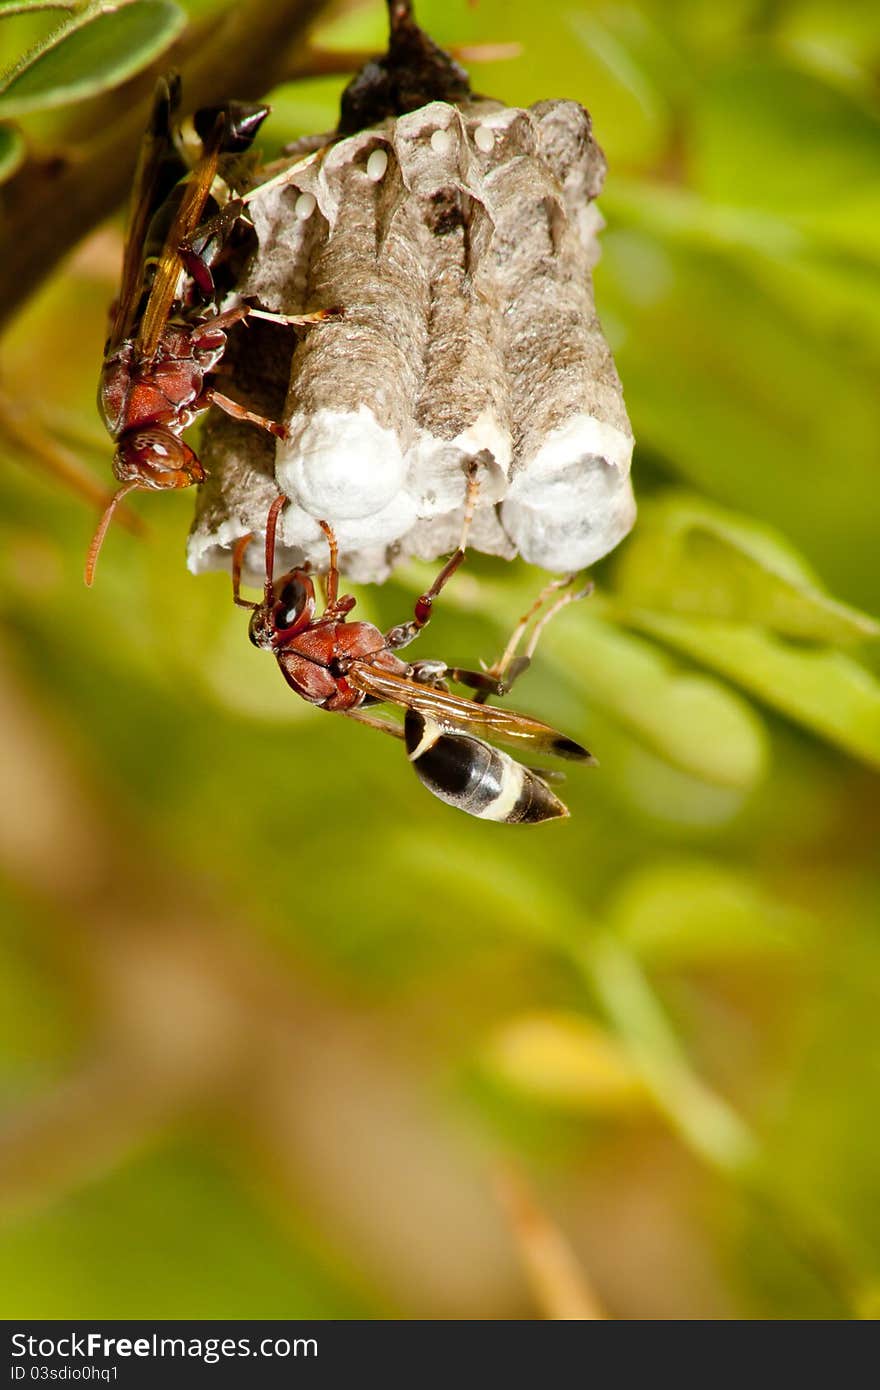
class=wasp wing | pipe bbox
[346,660,593,763]
[135,106,227,360]
[108,74,182,351]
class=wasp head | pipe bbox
[248,569,316,649]
[113,427,206,490]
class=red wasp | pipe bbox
[233,474,594,824]
[88,75,328,585]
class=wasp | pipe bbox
[89,75,330,585]
[233,473,595,823]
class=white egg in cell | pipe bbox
[366,148,389,182]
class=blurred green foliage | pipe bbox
[1,0,879,1320]
[0,1,185,117]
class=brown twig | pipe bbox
[494,1160,608,1320]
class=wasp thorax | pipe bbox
[114,428,205,490]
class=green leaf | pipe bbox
[0,1143,374,1317]
[598,233,880,609]
[614,492,880,644]
[0,887,81,1088]
[692,60,880,241]
[541,608,767,790]
[0,2,79,17]
[0,1,185,118]
[573,932,759,1174]
[623,608,880,768]
[0,119,23,180]
[610,859,818,967]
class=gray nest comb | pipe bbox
[189,8,635,585]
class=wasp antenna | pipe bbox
[84,480,141,588]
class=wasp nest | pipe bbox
[189,13,634,584]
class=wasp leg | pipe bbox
[192,304,338,354]
[179,197,247,275]
[245,305,343,328]
[479,576,576,690]
[404,578,592,705]
[519,581,593,663]
[407,659,523,702]
[409,659,450,688]
[385,460,481,651]
[468,656,533,705]
[203,388,287,438]
[240,143,331,206]
[343,707,405,740]
[408,659,506,698]
[192,304,251,337]
[452,666,516,699]
[178,199,250,300]
[231,530,258,609]
[523,764,567,785]
[178,244,216,299]
[313,518,357,617]
[472,579,593,703]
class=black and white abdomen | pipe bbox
[404,710,568,824]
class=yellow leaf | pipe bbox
[482,1011,650,1115]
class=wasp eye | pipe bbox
[276,574,313,629]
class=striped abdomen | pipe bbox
[404,710,568,824]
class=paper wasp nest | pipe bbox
[189,43,634,583]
